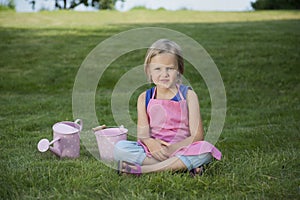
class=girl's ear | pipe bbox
[146,65,152,82]
[177,72,182,84]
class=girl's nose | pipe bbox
[161,69,169,76]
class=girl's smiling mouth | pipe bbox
[160,79,169,83]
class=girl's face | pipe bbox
[149,53,178,89]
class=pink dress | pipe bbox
[139,86,222,160]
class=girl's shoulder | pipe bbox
[138,91,146,102]
[178,84,192,99]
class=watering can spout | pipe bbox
[49,146,62,157]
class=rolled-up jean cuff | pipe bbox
[136,154,147,165]
[177,155,193,171]
[177,153,213,171]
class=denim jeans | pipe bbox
[114,140,212,170]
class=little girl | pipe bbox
[114,39,221,176]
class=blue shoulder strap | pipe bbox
[173,85,192,101]
[145,87,154,109]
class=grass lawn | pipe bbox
[0,10,299,199]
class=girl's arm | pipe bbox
[137,92,169,161]
[137,92,150,139]
[186,89,204,141]
[163,89,204,155]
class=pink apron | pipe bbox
[139,86,222,160]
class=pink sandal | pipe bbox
[117,160,142,176]
[189,165,204,177]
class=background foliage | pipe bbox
[252,0,300,10]
[55,0,117,10]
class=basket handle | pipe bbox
[74,119,83,131]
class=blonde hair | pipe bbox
[144,39,184,82]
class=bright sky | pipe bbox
[116,0,254,12]
[13,0,255,12]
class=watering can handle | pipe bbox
[74,119,83,131]
[49,137,60,145]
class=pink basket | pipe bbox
[94,126,127,161]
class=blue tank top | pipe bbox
[145,85,191,108]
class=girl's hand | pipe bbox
[153,139,172,161]
[156,145,172,160]
[143,138,170,161]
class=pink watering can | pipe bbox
[37,119,83,158]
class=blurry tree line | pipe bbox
[251,0,300,10]
[54,0,118,10]
[0,0,14,9]
[0,0,120,10]
[1,0,300,11]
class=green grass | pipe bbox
[0,10,299,199]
